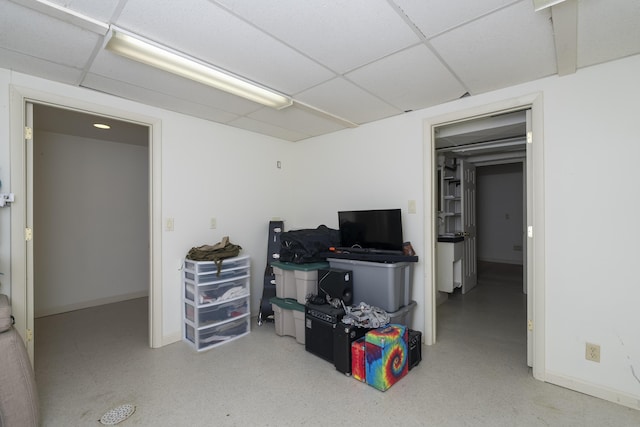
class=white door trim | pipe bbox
[9,85,164,353]
[423,92,546,381]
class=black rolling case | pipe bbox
[258,221,284,325]
[333,322,373,376]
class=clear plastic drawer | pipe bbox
[184,275,249,305]
[184,255,250,274]
[184,265,250,284]
[184,317,249,350]
[184,298,249,326]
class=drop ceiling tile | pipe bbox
[248,104,347,137]
[87,50,263,116]
[44,0,121,22]
[347,44,467,112]
[82,73,241,124]
[0,1,101,68]
[577,0,640,68]
[228,117,310,142]
[212,0,420,73]
[114,0,334,94]
[296,78,402,124]
[0,48,85,85]
[391,0,521,38]
[430,1,556,94]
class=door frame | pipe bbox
[9,85,164,360]
[423,93,546,381]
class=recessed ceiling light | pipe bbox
[93,123,111,129]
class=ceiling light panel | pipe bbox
[105,28,293,109]
[85,51,262,117]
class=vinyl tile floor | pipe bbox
[34,263,640,426]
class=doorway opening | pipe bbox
[31,103,150,324]
[9,85,164,364]
[435,115,528,365]
[424,96,545,379]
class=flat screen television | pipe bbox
[338,209,403,252]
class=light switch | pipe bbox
[408,200,417,214]
[165,218,174,232]
[210,217,217,229]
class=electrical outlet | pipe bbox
[210,217,217,229]
[585,342,600,363]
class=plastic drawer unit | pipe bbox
[182,255,251,351]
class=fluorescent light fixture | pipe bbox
[93,123,111,129]
[449,139,525,153]
[105,28,293,110]
[533,0,567,11]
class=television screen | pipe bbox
[338,209,403,251]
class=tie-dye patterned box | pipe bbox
[351,337,367,382]
[365,324,408,391]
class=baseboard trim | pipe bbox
[162,332,181,347]
[478,257,523,265]
[35,291,149,318]
[546,371,640,411]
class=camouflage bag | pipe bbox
[186,236,242,275]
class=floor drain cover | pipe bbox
[99,404,136,425]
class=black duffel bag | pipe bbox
[279,225,340,264]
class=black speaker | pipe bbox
[317,268,353,305]
[333,322,373,375]
[408,329,422,370]
[305,303,344,363]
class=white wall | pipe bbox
[291,55,640,403]
[1,53,639,406]
[0,69,296,344]
[158,112,297,337]
[33,131,149,316]
[477,163,524,264]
